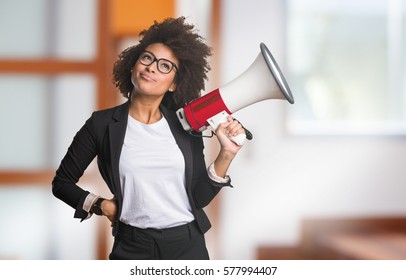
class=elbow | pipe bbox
[51,175,63,199]
[51,177,58,197]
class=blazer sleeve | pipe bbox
[52,113,98,220]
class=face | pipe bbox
[131,43,178,99]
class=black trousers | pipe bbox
[109,221,210,260]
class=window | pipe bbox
[286,0,406,135]
[0,0,100,260]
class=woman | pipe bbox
[52,17,246,260]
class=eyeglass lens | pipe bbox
[139,51,177,74]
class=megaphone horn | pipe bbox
[176,43,294,145]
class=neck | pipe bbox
[129,96,163,124]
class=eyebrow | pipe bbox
[143,50,170,61]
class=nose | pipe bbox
[145,64,156,73]
[146,59,159,73]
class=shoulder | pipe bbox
[90,101,130,123]
[161,105,205,151]
[81,101,129,138]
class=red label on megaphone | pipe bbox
[182,88,232,132]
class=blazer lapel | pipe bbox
[109,101,130,201]
[161,105,193,190]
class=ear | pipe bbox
[168,82,176,92]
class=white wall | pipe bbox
[217,0,406,259]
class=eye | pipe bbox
[160,61,171,71]
[141,53,153,61]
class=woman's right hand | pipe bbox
[101,199,118,226]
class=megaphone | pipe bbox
[176,43,294,145]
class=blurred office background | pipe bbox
[1,0,406,260]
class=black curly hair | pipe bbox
[112,17,212,110]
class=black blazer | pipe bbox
[52,101,231,234]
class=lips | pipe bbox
[140,72,155,82]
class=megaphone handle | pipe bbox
[229,134,247,146]
[207,111,247,146]
[244,127,253,140]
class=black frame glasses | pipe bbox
[138,51,178,74]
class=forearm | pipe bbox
[211,116,244,178]
[212,149,236,178]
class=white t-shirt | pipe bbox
[118,115,194,229]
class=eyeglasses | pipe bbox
[138,51,178,74]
